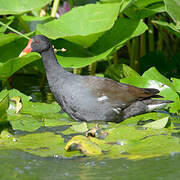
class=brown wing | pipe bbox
[83,76,160,107]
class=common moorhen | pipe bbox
[19,35,172,122]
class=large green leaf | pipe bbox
[104,64,141,82]
[152,20,180,36]
[57,48,113,68]
[142,67,180,114]
[37,3,120,47]
[0,53,40,80]
[0,0,52,15]
[134,0,163,8]
[0,16,14,33]
[0,33,35,62]
[0,33,22,48]
[142,67,176,93]
[164,0,180,25]
[22,15,53,31]
[0,32,112,76]
[90,18,148,54]
[124,2,165,19]
[171,78,180,94]
[0,90,9,123]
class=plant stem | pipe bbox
[17,16,30,33]
[1,80,10,90]
[161,30,173,56]
[140,32,146,57]
[73,68,82,74]
[148,18,155,52]
[68,0,74,9]
[88,62,97,76]
[157,27,163,51]
[126,40,131,60]
[51,0,60,17]
[0,21,30,40]
[40,73,46,90]
[130,37,139,71]
[113,52,118,64]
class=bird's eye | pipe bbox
[36,40,40,44]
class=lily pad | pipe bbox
[70,122,88,133]
[21,101,60,117]
[10,96,22,113]
[120,112,169,125]
[8,114,43,132]
[0,131,68,157]
[104,125,180,160]
[143,116,171,129]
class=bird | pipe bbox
[19,35,172,122]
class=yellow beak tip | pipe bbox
[19,51,27,57]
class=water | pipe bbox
[12,74,54,103]
[3,75,180,179]
[0,149,180,180]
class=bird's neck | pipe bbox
[41,47,72,83]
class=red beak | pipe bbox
[19,39,33,57]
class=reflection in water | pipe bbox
[12,74,55,103]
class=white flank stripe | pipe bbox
[97,96,108,102]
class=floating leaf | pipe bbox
[10,96,22,113]
[21,101,61,117]
[120,112,169,125]
[8,114,43,132]
[0,132,67,157]
[65,135,102,155]
[70,122,88,133]
[8,89,32,102]
[143,116,171,129]
[105,125,180,160]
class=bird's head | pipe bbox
[19,35,51,57]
